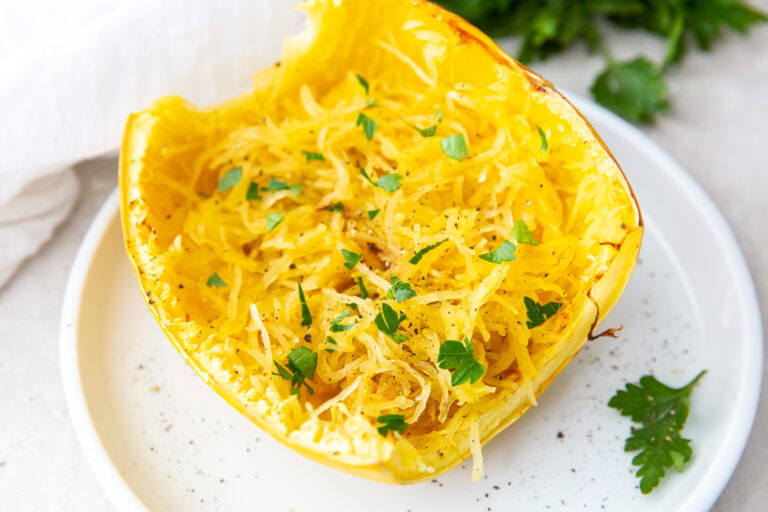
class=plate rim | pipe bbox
[59,97,763,512]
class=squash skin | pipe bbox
[119,0,642,484]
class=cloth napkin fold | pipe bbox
[0,0,302,289]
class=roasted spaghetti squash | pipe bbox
[119,0,642,484]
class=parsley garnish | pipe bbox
[356,73,369,95]
[303,151,324,162]
[262,177,302,195]
[324,336,338,354]
[357,113,377,140]
[365,98,376,108]
[218,167,242,193]
[386,277,416,303]
[374,303,409,343]
[330,309,355,332]
[245,182,261,201]
[437,337,486,386]
[206,272,227,288]
[478,240,516,263]
[376,414,409,437]
[357,276,369,299]
[435,108,443,123]
[609,371,706,494]
[325,202,344,213]
[367,209,380,220]
[536,125,548,151]
[272,347,318,396]
[341,249,362,269]
[359,168,402,193]
[298,283,312,326]
[409,238,449,264]
[510,220,538,245]
[411,124,437,137]
[441,134,468,161]
[524,296,561,328]
[266,213,283,232]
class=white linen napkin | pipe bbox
[0,0,302,288]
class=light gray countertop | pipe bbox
[0,10,766,511]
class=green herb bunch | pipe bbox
[437,0,766,122]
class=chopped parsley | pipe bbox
[367,209,380,220]
[356,73,369,95]
[245,182,261,201]
[374,303,409,343]
[409,238,449,264]
[325,201,344,213]
[356,113,377,140]
[266,213,283,232]
[386,277,416,303]
[510,219,538,245]
[298,283,312,326]
[330,309,355,332]
[272,347,318,396]
[357,276,369,299]
[303,150,325,162]
[324,336,338,354]
[341,249,362,269]
[360,167,402,193]
[262,177,302,195]
[206,272,227,288]
[411,124,437,137]
[524,296,561,328]
[435,108,443,123]
[376,414,409,437]
[365,97,377,108]
[218,167,242,193]
[440,134,468,161]
[437,337,486,386]
[536,125,548,151]
[609,371,706,494]
[478,240,517,263]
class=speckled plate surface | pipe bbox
[60,97,762,512]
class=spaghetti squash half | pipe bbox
[120,0,642,484]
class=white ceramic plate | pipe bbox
[61,97,762,512]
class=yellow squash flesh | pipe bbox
[120,0,642,484]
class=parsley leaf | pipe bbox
[245,182,261,201]
[263,177,302,195]
[409,238,449,264]
[386,277,417,303]
[330,309,355,332]
[218,167,242,193]
[524,296,561,328]
[266,213,283,232]
[374,303,409,343]
[357,276,369,299]
[591,57,670,123]
[303,151,324,162]
[356,73,369,94]
[365,97,377,108]
[298,283,312,326]
[325,202,344,213]
[367,209,380,220]
[206,272,227,287]
[411,124,437,137]
[341,249,362,269]
[376,414,409,437]
[357,113,377,140]
[478,240,517,263]
[324,336,338,354]
[376,174,403,193]
[272,347,318,396]
[360,167,375,186]
[437,337,486,386]
[608,371,706,494]
[440,134,468,161]
[510,219,538,245]
[435,108,443,123]
[536,125,548,151]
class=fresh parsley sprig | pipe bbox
[524,296,561,328]
[437,337,486,386]
[386,277,417,303]
[609,371,706,494]
[273,347,318,396]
